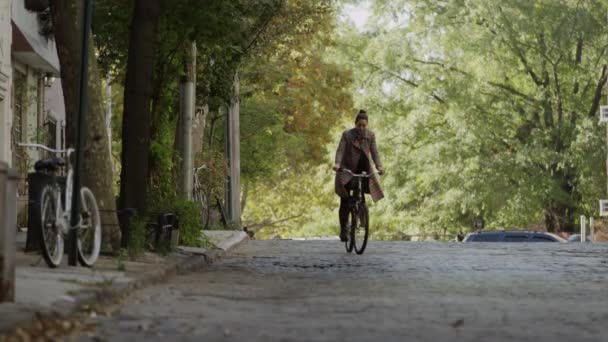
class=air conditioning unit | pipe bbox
[600,106,608,123]
[600,199,608,216]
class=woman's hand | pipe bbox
[333,164,340,172]
[378,167,385,176]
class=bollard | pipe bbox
[580,215,587,243]
[0,162,17,302]
[590,217,595,243]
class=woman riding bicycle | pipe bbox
[333,110,385,242]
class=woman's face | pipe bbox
[356,119,368,134]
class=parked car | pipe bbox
[463,230,567,243]
[567,234,591,242]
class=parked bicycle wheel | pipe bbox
[77,187,101,267]
[194,190,211,229]
[353,203,369,255]
[40,185,64,268]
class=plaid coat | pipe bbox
[334,128,384,202]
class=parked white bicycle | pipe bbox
[19,143,101,268]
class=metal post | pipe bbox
[179,81,194,199]
[224,105,231,220]
[227,71,241,227]
[590,217,595,243]
[178,42,195,200]
[0,163,16,302]
[69,0,93,266]
[580,215,587,243]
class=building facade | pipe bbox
[0,0,12,164]
[0,0,64,225]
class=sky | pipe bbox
[340,1,371,31]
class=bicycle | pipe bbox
[192,164,228,229]
[339,168,378,255]
[19,143,101,268]
[193,164,211,229]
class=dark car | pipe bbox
[463,230,567,243]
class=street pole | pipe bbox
[0,163,17,302]
[227,71,241,227]
[580,215,587,243]
[69,0,93,266]
[179,42,196,200]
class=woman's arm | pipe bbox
[334,132,347,170]
[370,133,383,171]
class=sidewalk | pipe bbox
[0,230,248,335]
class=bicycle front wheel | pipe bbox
[40,186,64,268]
[77,187,101,267]
[353,204,369,255]
[345,208,355,253]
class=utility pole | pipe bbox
[179,42,196,199]
[225,71,241,227]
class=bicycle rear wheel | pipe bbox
[77,187,101,267]
[40,186,64,268]
[353,204,369,255]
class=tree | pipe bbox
[50,0,121,250]
[332,0,608,234]
[118,0,162,215]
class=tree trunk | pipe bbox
[51,0,121,252]
[119,0,162,215]
[544,204,576,233]
[192,103,208,159]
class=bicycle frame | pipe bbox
[340,168,378,204]
[19,143,77,232]
[192,164,206,197]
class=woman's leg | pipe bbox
[339,195,349,230]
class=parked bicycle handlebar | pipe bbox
[193,164,207,173]
[18,143,74,156]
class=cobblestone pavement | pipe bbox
[79,241,608,342]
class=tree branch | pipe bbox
[588,64,608,118]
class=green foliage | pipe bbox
[247,0,608,239]
[127,217,147,258]
[173,199,209,248]
[115,248,128,271]
[327,0,608,235]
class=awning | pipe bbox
[11,20,60,75]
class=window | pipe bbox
[531,235,556,242]
[46,117,57,149]
[470,234,501,242]
[504,234,529,242]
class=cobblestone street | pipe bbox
[80,240,608,342]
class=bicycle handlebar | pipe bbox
[338,168,379,178]
[18,143,74,155]
[193,164,207,173]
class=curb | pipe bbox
[0,232,248,336]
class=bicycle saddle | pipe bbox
[34,157,66,172]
